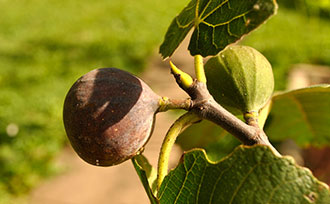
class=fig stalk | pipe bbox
[157,97,192,112]
[157,112,201,192]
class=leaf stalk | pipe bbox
[194,55,207,83]
[157,112,201,192]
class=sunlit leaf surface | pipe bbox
[159,0,277,58]
[158,146,330,203]
[265,85,330,146]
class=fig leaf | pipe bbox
[265,84,330,146]
[159,0,277,58]
[132,154,158,204]
[158,146,330,203]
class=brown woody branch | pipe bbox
[183,80,280,156]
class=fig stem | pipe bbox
[257,100,272,129]
[157,97,192,112]
[194,55,206,83]
[157,112,201,193]
[243,111,259,127]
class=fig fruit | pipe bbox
[63,68,160,166]
[205,45,274,114]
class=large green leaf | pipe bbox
[158,145,330,204]
[159,0,277,58]
[265,85,330,146]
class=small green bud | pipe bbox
[205,45,274,114]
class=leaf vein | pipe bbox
[199,0,213,18]
[199,9,251,29]
[289,95,317,137]
[175,17,194,28]
[229,163,258,204]
[201,0,229,21]
[195,0,200,20]
[159,168,175,199]
[208,160,237,204]
[267,174,307,203]
[195,164,207,204]
[173,155,198,203]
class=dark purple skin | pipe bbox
[63,68,160,166]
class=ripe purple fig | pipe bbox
[63,68,160,166]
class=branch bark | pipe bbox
[185,80,280,156]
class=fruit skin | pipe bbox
[205,45,274,114]
[63,68,160,166]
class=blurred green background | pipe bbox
[0,0,329,203]
[0,0,187,202]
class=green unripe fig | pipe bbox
[205,45,274,114]
[63,68,160,166]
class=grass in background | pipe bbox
[0,0,188,203]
